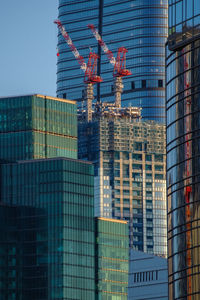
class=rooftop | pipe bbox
[0,94,76,105]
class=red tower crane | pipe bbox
[54,19,102,121]
[88,24,131,107]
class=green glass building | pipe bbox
[0,94,77,160]
[0,157,95,300]
[0,93,129,299]
[95,218,129,300]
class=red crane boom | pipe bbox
[54,19,86,71]
[88,24,131,78]
[87,24,131,107]
[54,19,103,121]
[88,24,116,66]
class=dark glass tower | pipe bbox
[0,158,95,299]
[56,0,168,122]
[166,0,200,298]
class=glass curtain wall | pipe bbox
[0,158,95,300]
[166,0,200,298]
[57,0,168,122]
[0,95,77,160]
[95,218,129,299]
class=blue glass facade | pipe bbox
[166,0,200,298]
[57,0,168,122]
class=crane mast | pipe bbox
[55,20,102,121]
[88,24,131,107]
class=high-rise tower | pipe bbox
[78,105,167,257]
[56,0,168,122]
[166,0,200,298]
[0,94,77,160]
[0,93,129,299]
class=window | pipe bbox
[155,165,163,171]
[155,154,163,162]
[146,173,152,179]
[146,191,152,197]
[132,153,142,160]
[132,81,135,89]
[63,93,67,99]
[142,80,146,88]
[114,151,120,159]
[133,271,158,283]
[146,155,152,161]
[123,165,129,178]
[123,152,129,160]
[134,142,142,151]
[146,165,152,171]
[158,79,163,87]
[132,164,142,170]
[155,174,164,180]
[123,190,130,195]
[146,182,152,188]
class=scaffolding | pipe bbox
[78,105,167,256]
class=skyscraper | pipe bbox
[0,95,95,299]
[0,158,95,299]
[166,0,200,298]
[56,0,168,122]
[78,105,167,257]
[0,94,77,161]
[0,94,129,299]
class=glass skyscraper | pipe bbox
[0,157,95,299]
[0,94,77,160]
[0,93,130,299]
[166,0,200,298]
[56,0,168,122]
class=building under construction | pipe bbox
[56,17,167,258]
[78,102,167,257]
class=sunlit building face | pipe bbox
[166,0,200,298]
[56,0,168,123]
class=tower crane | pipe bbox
[88,24,131,107]
[54,19,102,121]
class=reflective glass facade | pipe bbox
[96,218,129,299]
[57,0,168,122]
[0,158,95,299]
[0,94,77,160]
[166,1,200,298]
[168,0,200,50]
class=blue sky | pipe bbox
[0,0,58,97]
